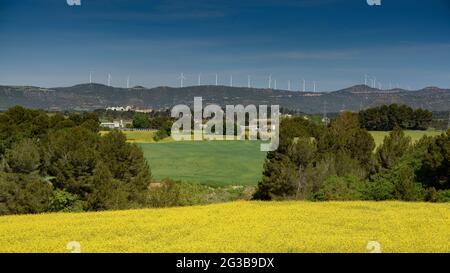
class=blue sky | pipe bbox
[0,0,449,91]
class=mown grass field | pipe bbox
[0,201,448,253]
[139,141,267,186]
[111,130,442,186]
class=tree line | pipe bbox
[359,104,432,131]
[253,113,450,202]
[0,106,151,215]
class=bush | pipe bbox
[316,175,365,201]
[153,128,169,141]
[435,190,450,202]
[48,189,84,212]
[369,161,425,201]
[147,180,182,207]
[0,173,52,215]
[132,114,150,129]
[147,180,255,207]
[364,174,395,200]
[153,121,172,141]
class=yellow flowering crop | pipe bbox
[0,201,448,253]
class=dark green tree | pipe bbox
[317,112,375,171]
[417,130,450,190]
[376,126,411,170]
[98,131,151,206]
[86,162,127,210]
[132,114,150,129]
[3,139,41,174]
[0,173,52,215]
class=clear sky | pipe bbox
[0,0,449,91]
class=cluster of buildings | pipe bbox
[100,120,124,129]
[106,106,153,113]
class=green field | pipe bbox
[140,141,267,186]
[0,201,448,253]
[370,130,443,147]
[110,130,444,186]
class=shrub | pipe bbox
[153,121,172,141]
[371,162,425,201]
[153,128,169,141]
[48,189,84,212]
[0,173,52,215]
[132,114,150,129]
[435,190,450,202]
[147,180,182,207]
[427,188,450,203]
[316,175,365,201]
[364,174,395,201]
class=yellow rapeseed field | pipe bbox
[0,201,448,253]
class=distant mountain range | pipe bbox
[0,83,449,113]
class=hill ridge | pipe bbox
[0,83,449,113]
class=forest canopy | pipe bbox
[0,106,151,215]
[359,104,432,131]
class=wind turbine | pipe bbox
[230,75,233,87]
[288,80,291,91]
[107,73,111,87]
[178,73,186,88]
[215,73,218,86]
[198,73,202,86]
[126,75,130,89]
[313,81,316,92]
[89,71,93,84]
[268,74,272,89]
[247,75,251,88]
[302,79,306,92]
[274,79,277,90]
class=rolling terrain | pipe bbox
[1,84,449,113]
